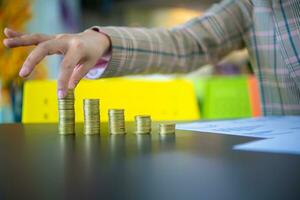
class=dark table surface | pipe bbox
[0,122,299,200]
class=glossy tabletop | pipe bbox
[0,122,299,200]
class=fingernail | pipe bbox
[19,67,28,77]
[58,90,66,99]
[3,39,8,46]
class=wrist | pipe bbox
[89,27,111,54]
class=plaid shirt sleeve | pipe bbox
[93,0,253,78]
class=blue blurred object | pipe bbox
[0,105,14,123]
[60,0,80,32]
[101,0,113,13]
[10,80,23,122]
[27,0,80,79]
[0,81,14,123]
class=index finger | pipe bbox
[4,33,53,48]
[57,48,83,98]
[19,39,67,77]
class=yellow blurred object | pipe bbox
[22,78,200,123]
[0,0,48,87]
[126,7,201,28]
[0,0,32,86]
[151,8,201,28]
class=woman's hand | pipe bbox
[3,28,110,98]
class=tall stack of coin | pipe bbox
[83,99,100,135]
[108,109,125,134]
[159,123,176,135]
[135,115,151,134]
[58,89,75,135]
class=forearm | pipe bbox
[94,26,206,77]
[94,0,253,78]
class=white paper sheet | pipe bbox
[234,133,300,155]
[176,116,300,138]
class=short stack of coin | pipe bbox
[108,109,125,134]
[83,99,100,135]
[135,115,151,134]
[58,89,75,135]
[159,123,176,135]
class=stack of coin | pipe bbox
[135,115,151,134]
[83,99,100,135]
[108,109,125,134]
[159,123,176,135]
[58,89,75,135]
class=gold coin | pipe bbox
[159,123,176,135]
[135,115,151,134]
[108,109,126,135]
[83,99,100,135]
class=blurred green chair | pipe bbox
[193,75,261,119]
